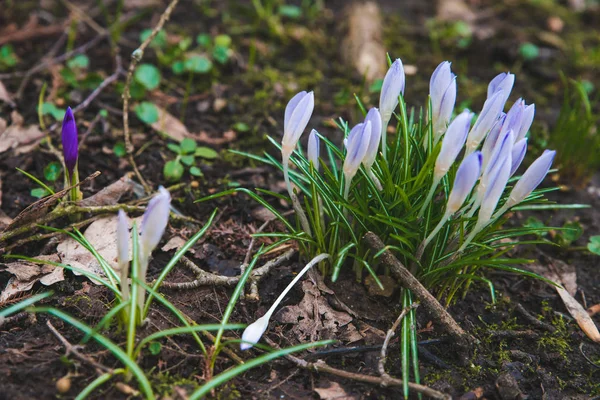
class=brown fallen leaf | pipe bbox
[195,130,237,146]
[0,80,15,107]
[77,175,134,207]
[0,255,63,302]
[314,382,355,400]
[0,111,46,154]
[150,106,191,142]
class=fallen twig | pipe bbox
[515,303,556,333]
[362,232,477,358]
[378,303,418,378]
[264,337,451,400]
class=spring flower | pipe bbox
[434,110,473,179]
[480,113,506,169]
[379,59,405,160]
[516,103,535,142]
[241,253,330,350]
[499,99,524,139]
[430,61,457,142]
[487,72,515,107]
[465,90,506,154]
[343,121,372,199]
[117,210,130,303]
[282,91,314,158]
[362,108,383,190]
[61,107,79,176]
[504,149,555,209]
[510,138,528,176]
[307,129,320,170]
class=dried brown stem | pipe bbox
[264,337,450,400]
[515,303,556,333]
[362,232,476,358]
[378,303,418,378]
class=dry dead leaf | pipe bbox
[0,81,15,107]
[314,382,355,400]
[0,255,63,302]
[195,130,237,145]
[78,175,134,207]
[0,111,45,154]
[161,236,188,252]
[151,106,191,142]
[555,285,600,342]
[57,215,140,283]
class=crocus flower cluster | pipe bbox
[117,187,171,318]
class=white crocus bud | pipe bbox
[516,103,535,142]
[307,129,320,170]
[282,91,315,158]
[487,72,515,107]
[447,151,483,215]
[379,59,405,160]
[506,150,556,209]
[429,61,457,143]
[434,110,473,180]
[343,121,372,199]
[465,90,506,155]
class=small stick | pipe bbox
[515,303,556,332]
[47,320,111,373]
[378,303,418,378]
[362,232,476,357]
[264,337,451,400]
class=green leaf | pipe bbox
[148,342,162,355]
[214,34,232,48]
[167,143,181,154]
[194,147,218,159]
[369,79,383,93]
[184,55,212,73]
[140,29,167,49]
[181,155,195,166]
[278,4,302,19]
[196,33,211,47]
[171,61,185,75]
[588,236,600,255]
[233,122,249,132]
[164,160,184,181]
[523,216,547,236]
[134,64,161,90]
[113,142,127,157]
[190,166,203,177]
[212,46,229,64]
[559,220,583,245]
[43,162,62,182]
[180,138,197,154]
[41,102,66,121]
[67,54,90,69]
[30,188,49,199]
[0,44,18,67]
[519,42,540,61]
[179,37,192,51]
[134,102,159,124]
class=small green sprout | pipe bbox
[164,138,217,181]
[587,236,600,255]
[0,44,18,69]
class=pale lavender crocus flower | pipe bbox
[500,99,524,139]
[379,59,405,160]
[117,210,130,303]
[343,121,372,200]
[465,90,506,155]
[241,253,330,350]
[429,61,457,143]
[510,138,528,176]
[480,113,506,169]
[419,110,473,218]
[516,103,535,142]
[362,108,383,190]
[487,72,515,107]
[307,129,320,170]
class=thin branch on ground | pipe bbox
[362,232,477,357]
[122,0,181,194]
[46,320,112,374]
[378,303,418,378]
[264,337,451,400]
[515,303,556,332]
[0,311,29,329]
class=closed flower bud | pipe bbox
[140,187,171,257]
[447,151,482,214]
[117,210,129,266]
[307,129,320,169]
[282,91,314,156]
[240,316,269,351]
[481,113,506,169]
[500,99,524,139]
[344,121,372,180]
[487,72,515,107]
[61,107,79,175]
[510,138,528,176]
[506,150,555,208]
[478,155,511,225]
[430,61,457,140]
[516,103,535,142]
[465,90,506,153]
[379,59,405,125]
[483,130,514,181]
[362,108,382,169]
[434,110,473,179]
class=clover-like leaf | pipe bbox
[164,159,184,181]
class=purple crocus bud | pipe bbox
[282,91,314,157]
[506,150,555,208]
[307,129,320,169]
[140,186,171,257]
[465,90,506,154]
[478,155,511,225]
[343,121,372,181]
[434,110,473,179]
[379,59,405,125]
[510,138,528,176]
[61,107,79,175]
[481,113,506,169]
[500,99,524,139]
[362,108,382,169]
[117,210,129,266]
[516,103,535,142]
[487,72,515,107]
[430,61,457,141]
[447,151,482,214]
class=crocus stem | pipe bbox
[119,260,130,322]
[367,169,383,191]
[421,210,451,252]
[458,221,484,253]
[283,153,312,236]
[417,176,441,218]
[136,253,148,317]
[381,121,388,162]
